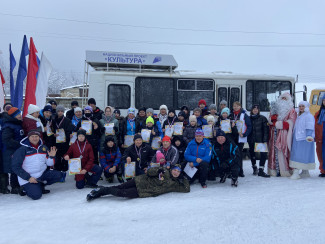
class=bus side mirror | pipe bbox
[303,85,307,101]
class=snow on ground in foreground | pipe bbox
[1,160,325,244]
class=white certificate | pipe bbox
[202,125,213,138]
[81,120,92,135]
[151,137,161,150]
[165,125,174,138]
[69,132,77,145]
[125,162,136,179]
[105,123,115,135]
[124,135,134,148]
[141,129,151,143]
[236,120,243,132]
[220,120,232,133]
[173,122,183,135]
[56,129,66,143]
[254,143,268,152]
[68,158,81,175]
[46,123,54,136]
[184,163,198,178]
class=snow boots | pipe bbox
[258,168,270,178]
[290,169,301,180]
[299,170,310,178]
[87,186,111,201]
[0,173,10,194]
[252,166,258,176]
[231,178,238,187]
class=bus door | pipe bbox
[216,84,241,110]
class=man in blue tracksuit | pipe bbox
[12,130,63,200]
[184,128,212,188]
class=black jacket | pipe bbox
[211,137,241,169]
[247,114,269,143]
[76,116,103,147]
[53,115,74,151]
[122,143,154,170]
[66,108,75,121]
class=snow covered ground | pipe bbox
[1,159,324,244]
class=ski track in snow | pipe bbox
[1,159,324,244]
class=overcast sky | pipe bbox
[1,0,325,83]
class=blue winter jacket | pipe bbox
[196,116,208,127]
[184,138,212,167]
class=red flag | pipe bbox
[23,37,38,117]
[0,68,5,85]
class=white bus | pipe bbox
[84,51,298,116]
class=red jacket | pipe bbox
[22,117,43,138]
[64,140,94,173]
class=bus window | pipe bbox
[230,87,240,108]
[108,84,130,109]
[177,79,215,109]
[217,87,228,107]
[135,77,174,109]
[312,94,318,105]
[318,92,325,105]
[246,80,292,111]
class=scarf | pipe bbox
[25,114,45,132]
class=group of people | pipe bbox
[0,92,324,201]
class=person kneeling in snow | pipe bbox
[86,164,190,201]
[64,129,102,189]
[211,130,241,187]
[12,130,63,200]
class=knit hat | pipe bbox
[168,109,176,116]
[43,105,52,113]
[77,129,87,137]
[162,136,171,143]
[71,101,79,106]
[105,136,115,144]
[84,105,93,113]
[216,129,226,137]
[28,130,41,138]
[209,104,217,111]
[171,164,182,172]
[198,99,207,106]
[146,116,155,125]
[28,104,40,115]
[134,134,142,141]
[159,105,168,111]
[220,100,227,106]
[207,115,215,123]
[74,107,82,113]
[193,108,201,114]
[195,128,204,136]
[56,105,65,113]
[114,109,121,115]
[87,98,96,105]
[3,103,13,112]
[128,107,135,115]
[146,108,154,114]
[156,151,166,166]
[181,105,189,112]
[178,111,186,118]
[189,115,197,123]
[251,104,260,110]
[48,100,57,106]
[138,107,146,113]
[8,107,21,118]
[221,108,230,116]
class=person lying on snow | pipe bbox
[86,164,190,201]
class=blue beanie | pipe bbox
[221,107,230,116]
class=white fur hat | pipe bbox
[28,104,40,115]
[207,115,215,123]
[189,115,197,123]
[74,107,82,113]
[159,104,168,111]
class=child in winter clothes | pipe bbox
[183,115,198,145]
[198,99,209,117]
[162,109,178,137]
[172,136,186,168]
[22,104,44,137]
[216,107,238,142]
[207,104,219,121]
[71,107,83,128]
[139,116,160,146]
[247,104,270,177]
[193,108,208,127]
[147,108,164,139]
[178,111,188,128]
[155,151,166,166]
[64,129,102,189]
[100,136,123,183]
